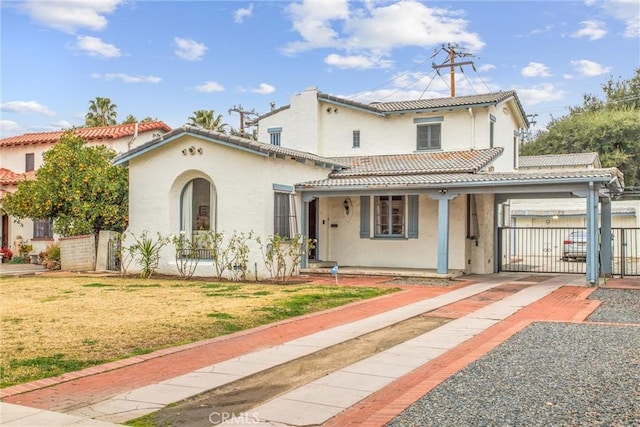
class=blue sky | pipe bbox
[1,0,639,138]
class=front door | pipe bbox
[1,214,8,248]
[308,199,317,260]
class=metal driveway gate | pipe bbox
[498,227,639,276]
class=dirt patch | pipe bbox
[132,315,450,426]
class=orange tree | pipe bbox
[3,131,128,236]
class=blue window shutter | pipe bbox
[408,195,419,238]
[360,196,370,238]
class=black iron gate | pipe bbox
[498,227,639,276]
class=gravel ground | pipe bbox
[587,288,640,324]
[388,322,640,427]
[383,277,457,287]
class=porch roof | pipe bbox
[328,148,502,177]
[296,168,624,192]
[519,152,601,169]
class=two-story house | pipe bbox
[114,88,622,283]
[0,121,171,255]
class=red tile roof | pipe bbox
[0,168,36,185]
[0,121,171,147]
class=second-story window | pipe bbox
[25,153,35,172]
[268,127,282,146]
[416,123,441,150]
[352,130,360,148]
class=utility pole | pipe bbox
[228,105,258,135]
[432,44,475,97]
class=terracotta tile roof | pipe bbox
[297,168,623,190]
[0,168,35,185]
[0,121,171,147]
[519,152,601,169]
[328,148,503,178]
[113,126,347,171]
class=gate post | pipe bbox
[586,183,599,284]
[600,198,612,277]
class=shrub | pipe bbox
[38,243,61,270]
[126,231,168,278]
[0,247,13,261]
[8,255,27,264]
[257,234,315,284]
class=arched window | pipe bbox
[180,178,215,239]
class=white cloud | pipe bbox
[477,64,496,72]
[325,53,393,69]
[570,59,612,76]
[0,100,55,116]
[0,120,20,135]
[21,0,122,33]
[521,62,551,78]
[283,0,483,68]
[51,120,73,129]
[251,83,276,94]
[572,20,607,40]
[516,83,566,106]
[173,37,207,61]
[195,81,225,93]
[92,73,161,83]
[74,36,121,58]
[234,4,253,23]
[598,0,640,38]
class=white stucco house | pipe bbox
[115,88,624,283]
[0,121,171,256]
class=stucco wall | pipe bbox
[126,135,331,279]
[314,194,467,271]
[257,89,521,173]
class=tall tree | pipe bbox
[3,131,129,236]
[121,114,137,125]
[188,109,228,132]
[85,97,118,127]
[522,69,640,186]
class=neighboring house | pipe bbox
[117,88,623,283]
[0,121,171,255]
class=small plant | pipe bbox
[201,230,254,282]
[7,255,27,264]
[171,231,202,279]
[0,247,13,262]
[38,242,61,270]
[126,231,168,279]
[257,234,315,284]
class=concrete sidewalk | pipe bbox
[1,273,596,426]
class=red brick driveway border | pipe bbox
[1,275,470,410]
[325,285,606,426]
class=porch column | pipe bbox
[428,191,460,274]
[586,182,599,284]
[600,198,612,277]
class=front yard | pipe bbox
[0,276,396,387]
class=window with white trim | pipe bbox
[414,116,443,150]
[268,127,282,146]
[352,130,360,148]
[375,195,405,237]
[25,153,34,172]
[33,218,53,239]
[274,192,296,238]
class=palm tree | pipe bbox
[188,109,228,133]
[85,97,118,127]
